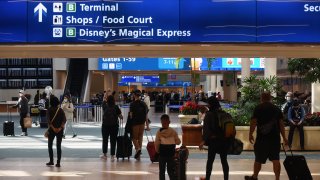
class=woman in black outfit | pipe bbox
[46,96,66,167]
[100,95,123,161]
[199,96,229,180]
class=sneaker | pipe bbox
[62,135,65,139]
[134,150,141,159]
[244,175,258,180]
[25,133,28,136]
[46,162,54,166]
[55,164,61,167]
[72,134,77,138]
[100,155,107,160]
[20,132,25,136]
[111,155,115,161]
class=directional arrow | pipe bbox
[34,3,47,23]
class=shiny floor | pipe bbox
[0,108,320,180]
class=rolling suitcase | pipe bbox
[116,118,133,160]
[3,121,14,136]
[175,146,189,180]
[282,144,312,180]
[145,129,159,163]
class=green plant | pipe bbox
[227,75,283,126]
[288,58,320,83]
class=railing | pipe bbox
[74,103,131,123]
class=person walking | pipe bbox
[143,92,151,122]
[129,90,150,160]
[245,92,288,180]
[199,96,229,180]
[12,90,29,136]
[288,98,305,150]
[155,114,181,180]
[61,94,77,139]
[100,95,123,161]
[46,96,66,168]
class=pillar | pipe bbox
[264,58,277,79]
[241,58,251,84]
[312,82,320,113]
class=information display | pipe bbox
[2,0,320,43]
[196,58,264,71]
[98,58,191,70]
[257,1,320,42]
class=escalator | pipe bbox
[64,58,88,102]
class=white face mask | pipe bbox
[19,93,23,97]
[64,98,68,102]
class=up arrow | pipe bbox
[34,3,47,23]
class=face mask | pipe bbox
[64,98,68,102]
[19,94,23,97]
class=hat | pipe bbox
[19,90,24,94]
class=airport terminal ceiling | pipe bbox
[1,44,320,58]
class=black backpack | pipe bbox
[103,105,118,126]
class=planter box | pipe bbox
[181,124,203,146]
[178,114,198,124]
[235,126,320,151]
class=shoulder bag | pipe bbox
[44,108,60,138]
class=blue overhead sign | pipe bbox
[98,58,191,70]
[2,0,320,43]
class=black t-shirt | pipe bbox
[252,102,283,139]
[129,100,147,125]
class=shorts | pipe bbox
[254,137,280,164]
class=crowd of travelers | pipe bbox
[8,87,314,179]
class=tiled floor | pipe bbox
[0,109,319,180]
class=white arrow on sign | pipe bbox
[34,3,47,23]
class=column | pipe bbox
[241,58,251,84]
[264,58,277,79]
[312,82,320,113]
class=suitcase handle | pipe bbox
[144,129,154,142]
[282,143,293,157]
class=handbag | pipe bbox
[44,108,60,138]
[227,138,243,155]
[23,116,32,128]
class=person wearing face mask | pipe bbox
[281,91,293,122]
[288,98,305,150]
[61,95,77,138]
[12,90,29,136]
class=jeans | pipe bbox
[102,124,118,155]
[19,113,27,133]
[64,118,76,136]
[206,140,229,180]
[288,124,304,149]
[48,128,63,164]
[159,156,175,180]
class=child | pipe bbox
[155,114,181,180]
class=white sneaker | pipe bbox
[111,155,115,161]
[99,155,107,160]
[20,132,25,136]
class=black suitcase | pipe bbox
[116,118,132,160]
[175,146,189,180]
[3,121,14,136]
[282,144,313,180]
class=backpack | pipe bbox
[38,99,46,110]
[131,101,147,124]
[217,110,236,138]
[103,105,118,126]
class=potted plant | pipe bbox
[178,101,199,124]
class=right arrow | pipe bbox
[34,3,47,23]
